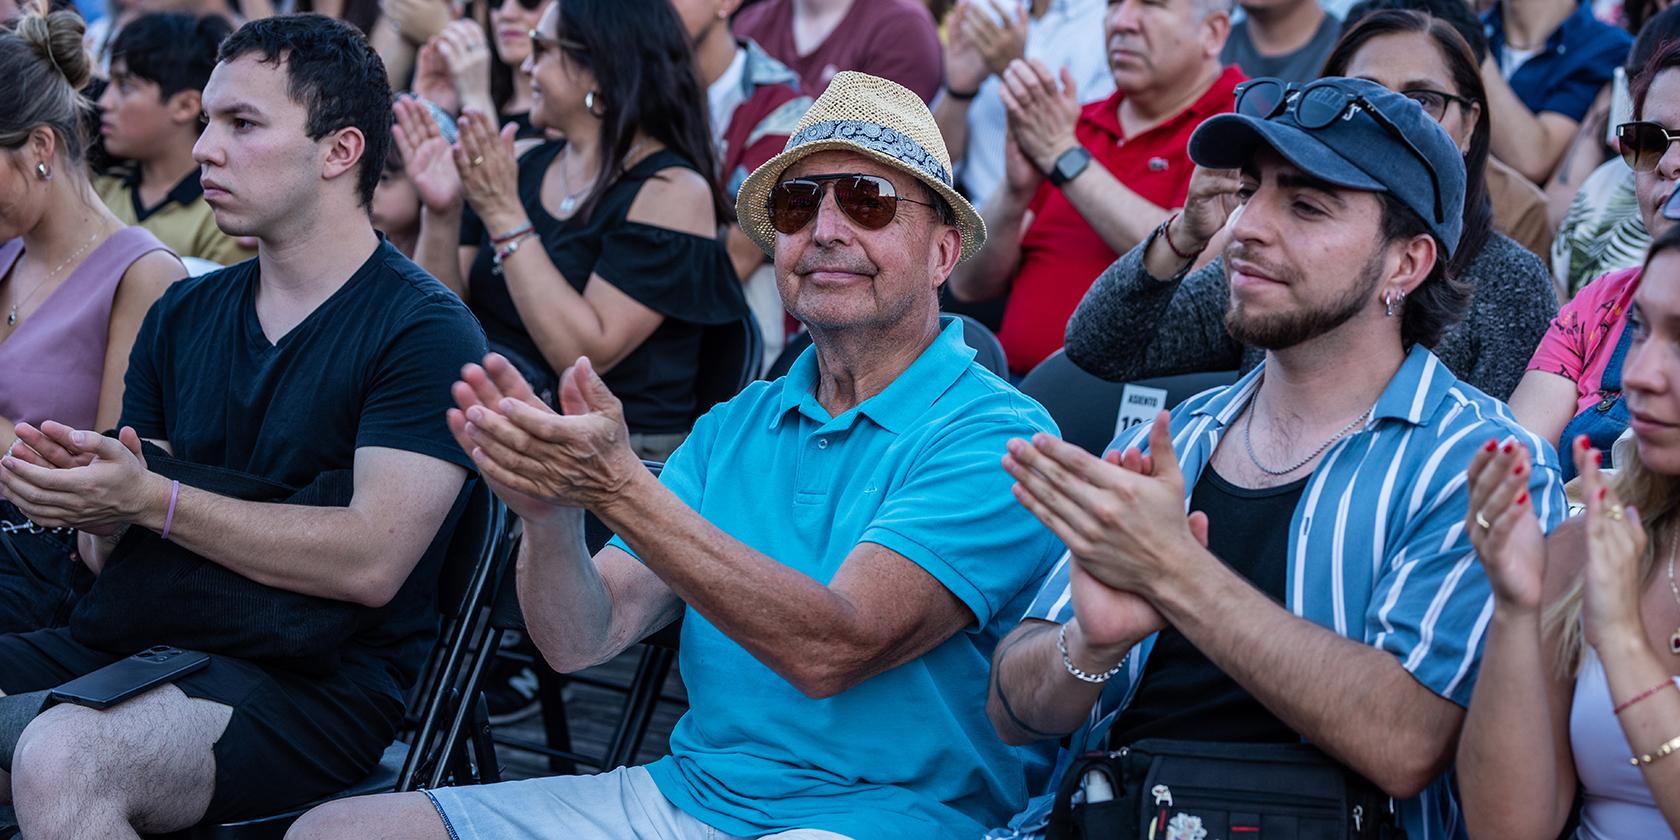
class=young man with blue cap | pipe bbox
[985,77,1568,838]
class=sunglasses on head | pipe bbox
[1234,77,1446,224]
[767,173,939,234]
[1618,121,1680,173]
[493,0,544,11]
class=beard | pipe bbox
[1224,246,1386,351]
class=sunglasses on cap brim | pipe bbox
[1233,77,1446,225]
[767,173,940,234]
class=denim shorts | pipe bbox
[422,765,853,840]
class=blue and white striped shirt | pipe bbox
[992,346,1567,840]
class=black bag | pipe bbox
[1048,739,1405,840]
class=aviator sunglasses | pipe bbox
[1234,77,1447,224]
[767,173,939,234]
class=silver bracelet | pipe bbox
[1058,622,1123,684]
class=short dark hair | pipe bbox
[111,12,231,100]
[1633,17,1680,119]
[217,14,392,208]
[1379,192,1469,349]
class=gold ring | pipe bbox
[1475,511,1492,530]
[470,155,485,168]
[1608,503,1626,522]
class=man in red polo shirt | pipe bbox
[948,0,1244,375]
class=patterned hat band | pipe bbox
[785,120,953,187]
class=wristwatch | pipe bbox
[1048,146,1093,187]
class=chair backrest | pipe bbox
[436,479,511,620]
[764,329,814,381]
[1017,349,1238,455]
[692,313,764,422]
[956,314,1008,378]
[764,315,1007,382]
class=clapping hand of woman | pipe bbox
[394,96,464,215]
[454,108,525,234]
[428,21,497,118]
[1574,435,1651,653]
[1466,438,1546,616]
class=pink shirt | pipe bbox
[1526,266,1641,416]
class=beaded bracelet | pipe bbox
[1614,679,1677,715]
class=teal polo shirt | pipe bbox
[608,316,1065,838]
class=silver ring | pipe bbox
[1608,503,1626,522]
[1475,511,1491,530]
[470,155,485,168]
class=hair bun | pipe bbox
[15,4,91,91]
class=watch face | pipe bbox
[1054,148,1091,185]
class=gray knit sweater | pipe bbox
[1063,231,1556,400]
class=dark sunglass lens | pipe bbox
[834,177,897,229]
[517,0,543,9]
[1294,85,1348,129]
[769,183,821,233]
[1622,123,1668,171]
[1237,80,1286,118]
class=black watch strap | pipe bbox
[1048,146,1093,187]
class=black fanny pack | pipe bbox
[1047,739,1405,840]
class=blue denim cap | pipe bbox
[1187,77,1466,258]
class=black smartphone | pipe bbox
[45,647,211,711]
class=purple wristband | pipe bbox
[161,479,180,541]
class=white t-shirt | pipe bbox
[707,46,749,149]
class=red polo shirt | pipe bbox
[996,65,1246,375]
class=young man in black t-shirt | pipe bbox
[0,16,485,837]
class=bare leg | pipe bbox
[286,791,450,840]
[10,684,231,840]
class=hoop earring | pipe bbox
[1384,289,1406,318]
[34,161,50,181]
[584,90,605,118]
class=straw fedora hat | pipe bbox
[736,71,986,262]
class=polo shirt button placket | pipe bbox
[817,438,829,450]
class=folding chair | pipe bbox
[1016,350,1239,454]
[151,479,516,839]
[468,462,683,780]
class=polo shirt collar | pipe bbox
[1191,344,1459,430]
[1081,64,1245,142]
[741,38,800,95]
[771,316,978,434]
[126,168,205,222]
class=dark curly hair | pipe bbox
[217,14,392,209]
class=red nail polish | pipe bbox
[1577,434,1590,449]
[1594,450,1603,466]
[1517,492,1529,506]
[1514,463,1525,476]
[1599,486,1609,500]
[1484,439,1498,452]
[1502,441,1515,454]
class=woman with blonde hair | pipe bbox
[1458,223,1680,838]
[0,1,184,633]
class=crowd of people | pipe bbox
[0,0,1678,836]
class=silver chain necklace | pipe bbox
[1242,391,1373,477]
[1662,532,1680,655]
[6,230,99,327]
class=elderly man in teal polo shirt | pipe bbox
[286,72,1066,840]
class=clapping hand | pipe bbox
[394,96,463,214]
[998,58,1080,174]
[1465,438,1545,614]
[454,109,524,232]
[447,354,645,520]
[0,425,155,538]
[381,0,452,44]
[963,0,1029,77]
[1574,435,1650,652]
[943,1,988,97]
[1004,411,1204,598]
[429,20,496,117]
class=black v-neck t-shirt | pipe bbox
[1108,467,1306,746]
[119,240,486,683]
